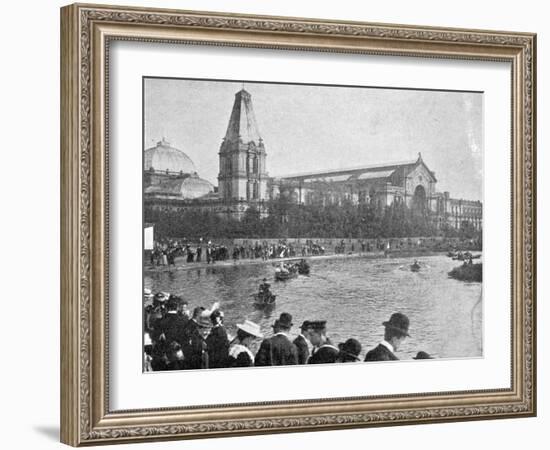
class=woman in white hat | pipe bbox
[228,320,264,368]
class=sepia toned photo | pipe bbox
[142,78,483,372]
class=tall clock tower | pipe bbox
[218,88,268,206]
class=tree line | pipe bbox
[146,198,478,241]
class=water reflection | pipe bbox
[145,255,482,360]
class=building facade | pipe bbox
[144,88,482,231]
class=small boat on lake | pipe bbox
[275,262,299,281]
[274,269,298,281]
[253,292,276,307]
[410,260,421,272]
[452,251,482,261]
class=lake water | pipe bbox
[144,254,482,360]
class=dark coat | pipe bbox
[255,333,298,366]
[181,319,199,345]
[228,352,253,367]
[166,359,186,370]
[156,313,188,346]
[364,343,398,362]
[151,356,169,371]
[293,334,310,365]
[336,352,361,363]
[182,324,209,370]
[206,325,230,368]
[147,307,165,339]
[308,344,339,364]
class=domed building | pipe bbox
[145,138,197,174]
[144,138,215,203]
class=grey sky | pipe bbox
[144,78,483,201]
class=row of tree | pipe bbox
[146,199,479,241]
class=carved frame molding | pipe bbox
[60,3,536,446]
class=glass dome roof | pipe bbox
[144,138,197,174]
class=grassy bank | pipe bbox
[448,263,482,282]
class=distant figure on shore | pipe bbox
[364,312,410,362]
[255,313,298,366]
[186,245,194,263]
[196,245,202,262]
[228,320,264,367]
[336,338,362,363]
[307,320,339,364]
[206,242,213,264]
[293,321,312,364]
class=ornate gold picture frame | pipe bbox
[60,3,536,446]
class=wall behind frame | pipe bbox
[0,0,546,449]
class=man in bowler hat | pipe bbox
[182,309,212,370]
[293,321,311,364]
[364,312,410,362]
[307,320,339,364]
[156,295,188,347]
[255,313,298,366]
[336,338,362,363]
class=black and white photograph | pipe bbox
[142,78,483,372]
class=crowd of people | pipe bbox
[143,290,432,371]
[148,236,481,269]
[148,238,327,267]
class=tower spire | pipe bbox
[218,87,268,207]
[223,87,261,144]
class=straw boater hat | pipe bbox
[236,320,264,339]
[382,312,410,337]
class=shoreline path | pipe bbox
[144,249,451,273]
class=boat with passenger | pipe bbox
[296,259,310,275]
[275,262,298,281]
[410,260,421,272]
[253,291,276,307]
